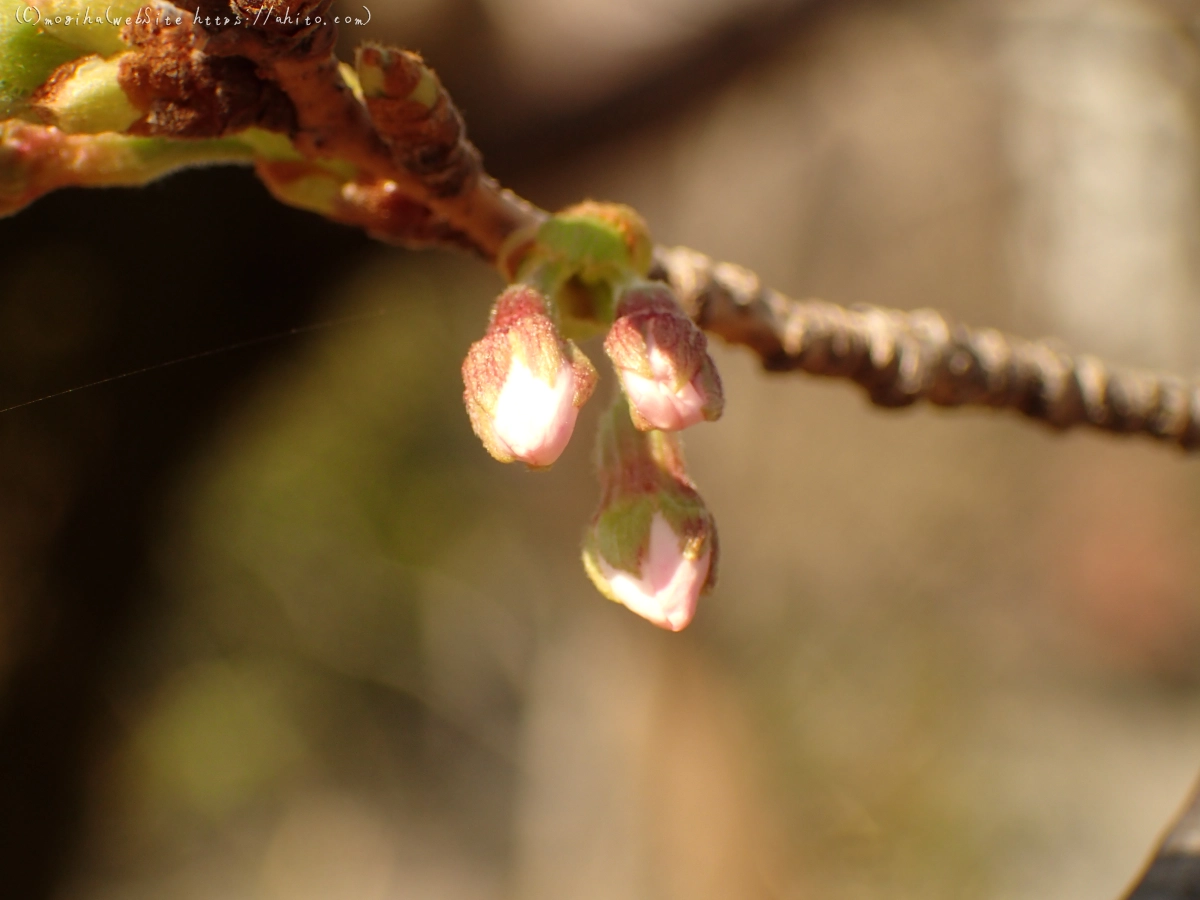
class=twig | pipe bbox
[185,0,538,256]
[1,0,541,256]
[653,246,1200,452]
[5,0,1200,454]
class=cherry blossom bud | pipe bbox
[604,283,724,432]
[462,285,597,468]
[582,402,717,631]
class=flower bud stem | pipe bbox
[582,397,717,629]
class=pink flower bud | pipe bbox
[582,402,717,631]
[586,510,714,632]
[463,285,597,468]
[603,284,724,432]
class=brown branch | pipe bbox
[185,0,538,257]
[8,0,1200,454]
[3,0,540,258]
[653,245,1200,452]
[1125,779,1200,899]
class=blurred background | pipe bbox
[2,0,1200,897]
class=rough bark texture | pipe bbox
[119,17,297,137]
[654,245,1200,452]
[187,0,538,257]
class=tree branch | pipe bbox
[4,0,1200,458]
[653,246,1200,452]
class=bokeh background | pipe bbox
[2,0,1200,898]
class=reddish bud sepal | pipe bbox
[604,283,724,431]
[582,402,717,631]
[463,285,598,468]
